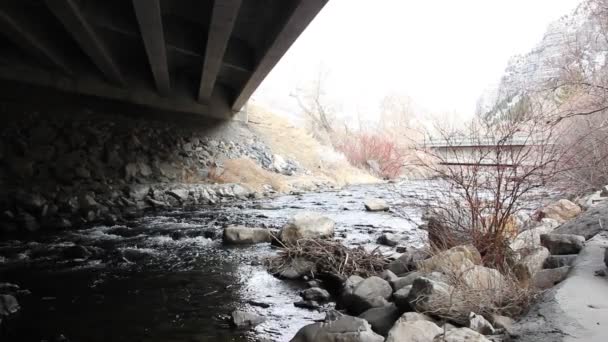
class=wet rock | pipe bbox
[386,320,442,342]
[554,201,608,239]
[230,310,265,328]
[278,212,335,245]
[387,247,428,275]
[358,303,400,336]
[469,312,495,335]
[62,245,91,259]
[434,328,491,341]
[223,226,272,244]
[364,199,389,212]
[513,247,550,283]
[532,266,571,289]
[290,315,384,342]
[543,254,578,269]
[301,287,330,302]
[0,294,20,317]
[278,258,314,279]
[392,285,412,311]
[294,300,321,310]
[342,276,392,315]
[390,271,421,291]
[377,233,399,246]
[537,199,581,223]
[540,233,585,255]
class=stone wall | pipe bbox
[0,101,300,236]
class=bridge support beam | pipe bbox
[198,0,242,103]
[132,0,170,97]
[46,0,125,85]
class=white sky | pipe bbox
[252,0,582,124]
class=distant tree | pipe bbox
[292,67,335,144]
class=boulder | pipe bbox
[393,285,412,312]
[279,212,335,245]
[434,328,491,341]
[390,271,422,291]
[406,277,463,322]
[342,276,392,315]
[223,226,272,244]
[290,315,384,342]
[380,270,399,282]
[513,247,550,283]
[301,287,330,302]
[461,265,506,291]
[386,320,442,342]
[537,199,581,223]
[532,266,571,289]
[0,294,20,317]
[469,312,495,335]
[364,199,389,212]
[510,218,559,251]
[540,233,585,255]
[279,258,315,279]
[387,247,429,275]
[543,255,578,269]
[416,245,482,274]
[377,233,399,246]
[396,312,434,323]
[359,303,400,336]
[230,310,265,328]
[553,201,608,239]
[490,314,513,333]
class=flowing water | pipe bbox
[0,181,551,342]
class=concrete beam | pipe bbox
[231,0,328,111]
[0,9,71,74]
[46,0,125,85]
[198,0,242,103]
[132,0,170,97]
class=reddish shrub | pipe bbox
[334,133,403,179]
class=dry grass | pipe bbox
[266,238,388,279]
[209,158,292,193]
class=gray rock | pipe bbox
[540,233,585,255]
[279,258,314,279]
[377,233,399,246]
[343,276,392,315]
[390,271,421,291]
[387,247,429,275]
[532,266,571,289]
[537,199,581,223]
[279,212,335,245]
[469,312,495,335]
[290,315,384,342]
[514,247,550,283]
[230,310,265,328]
[358,303,400,336]
[392,285,412,312]
[543,254,578,269]
[364,199,389,212]
[301,287,330,302]
[380,270,398,282]
[223,226,272,244]
[434,328,491,341]
[386,320,442,342]
[554,202,608,239]
[406,277,467,324]
[0,294,20,317]
[491,314,513,333]
[396,312,435,323]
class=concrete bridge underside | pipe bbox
[0,0,327,119]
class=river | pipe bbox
[0,181,550,342]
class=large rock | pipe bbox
[393,285,412,312]
[416,245,482,274]
[513,247,550,283]
[532,266,571,289]
[554,201,608,239]
[290,315,384,342]
[387,247,428,275]
[364,199,389,212]
[230,310,265,328]
[461,265,506,291]
[537,199,581,223]
[510,218,559,250]
[301,287,330,302]
[279,212,335,245]
[386,320,442,342]
[406,277,465,322]
[342,276,392,315]
[540,233,585,255]
[390,271,421,291]
[377,233,399,246]
[469,312,495,335]
[278,258,315,279]
[433,328,491,341]
[543,254,578,269]
[359,303,400,336]
[0,294,20,317]
[223,226,272,244]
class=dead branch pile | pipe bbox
[267,238,388,278]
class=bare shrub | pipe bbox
[266,238,387,279]
[334,133,404,179]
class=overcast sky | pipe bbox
[252,0,582,124]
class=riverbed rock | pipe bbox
[510,218,560,250]
[491,314,513,333]
[377,233,399,246]
[554,201,608,239]
[543,254,578,269]
[230,310,265,328]
[223,225,272,244]
[532,266,571,289]
[397,312,435,323]
[301,287,330,302]
[540,233,585,255]
[342,276,392,315]
[392,285,412,312]
[290,315,384,342]
[358,303,400,336]
[537,199,581,223]
[469,312,495,335]
[514,247,550,283]
[386,320,442,342]
[406,277,460,321]
[279,258,315,279]
[279,212,335,245]
[461,265,506,291]
[380,270,399,282]
[416,245,482,274]
[364,199,389,212]
[391,271,421,291]
[387,247,429,275]
[434,328,491,342]
[0,294,20,317]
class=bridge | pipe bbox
[0,0,327,120]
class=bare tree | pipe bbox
[292,67,335,144]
